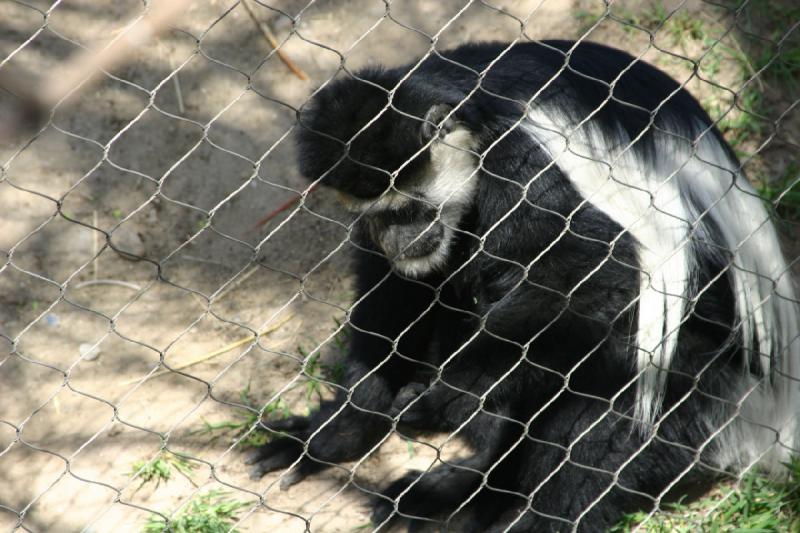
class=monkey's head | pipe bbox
[296,71,480,278]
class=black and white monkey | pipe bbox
[247,40,800,531]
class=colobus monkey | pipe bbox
[247,40,800,532]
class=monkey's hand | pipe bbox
[390,382,432,427]
[244,416,325,488]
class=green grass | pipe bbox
[610,4,668,35]
[143,490,250,533]
[758,161,800,219]
[574,8,606,35]
[129,451,197,489]
[193,384,291,448]
[193,321,349,447]
[613,458,800,532]
[296,320,349,402]
[297,348,344,402]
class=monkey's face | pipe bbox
[336,126,479,278]
[296,77,480,277]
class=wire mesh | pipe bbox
[1,0,799,531]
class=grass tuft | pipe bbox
[193,383,291,448]
[129,451,197,489]
[613,458,800,531]
[143,490,249,533]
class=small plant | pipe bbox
[196,216,210,230]
[194,384,291,448]
[299,350,346,399]
[129,451,197,489]
[297,322,349,402]
[574,7,605,35]
[405,438,415,459]
[613,458,800,531]
[758,161,800,219]
[143,490,249,533]
[195,320,349,447]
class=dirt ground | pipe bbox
[0,1,797,532]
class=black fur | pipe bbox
[249,41,758,531]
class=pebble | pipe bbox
[79,343,101,361]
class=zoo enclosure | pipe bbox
[1,0,799,531]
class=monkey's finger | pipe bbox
[370,497,397,528]
[244,438,297,465]
[261,415,311,433]
[246,440,305,479]
[390,382,428,417]
[249,452,301,480]
[279,458,327,490]
[370,469,427,525]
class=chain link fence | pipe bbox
[1,0,799,531]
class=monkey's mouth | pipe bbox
[392,233,443,259]
[387,234,450,277]
[363,203,453,277]
[391,252,444,277]
[371,219,445,259]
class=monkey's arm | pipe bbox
[247,249,440,484]
[371,332,536,526]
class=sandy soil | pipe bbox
[0,1,797,532]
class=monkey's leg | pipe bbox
[371,403,520,529]
[372,353,529,528]
[246,369,396,484]
[482,391,714,533]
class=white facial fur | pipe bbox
[339,127,479,278]
[392,128,479,277]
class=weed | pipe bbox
[129,451,196,489]
[297,321,349,401]
[194,322,348,447]
[574,7,605,35]
[298,346,324,401]
[612,458,800,531]
[298,349,344,400]
[405,438,415,458]
[193,384,291,448]
[608,4,667,35]
[758,161,800,218]
[667,11,705,42]
[143,490,249,533]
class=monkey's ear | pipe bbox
[420,104,456,142]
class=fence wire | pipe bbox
[1,0,799,532]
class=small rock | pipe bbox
[79,343,101,361]
[44,313,59,327]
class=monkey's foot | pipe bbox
[244,415,323,485]
[371,469,454,528]
[390,382,431,425]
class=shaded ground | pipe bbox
[0,1,797,532]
